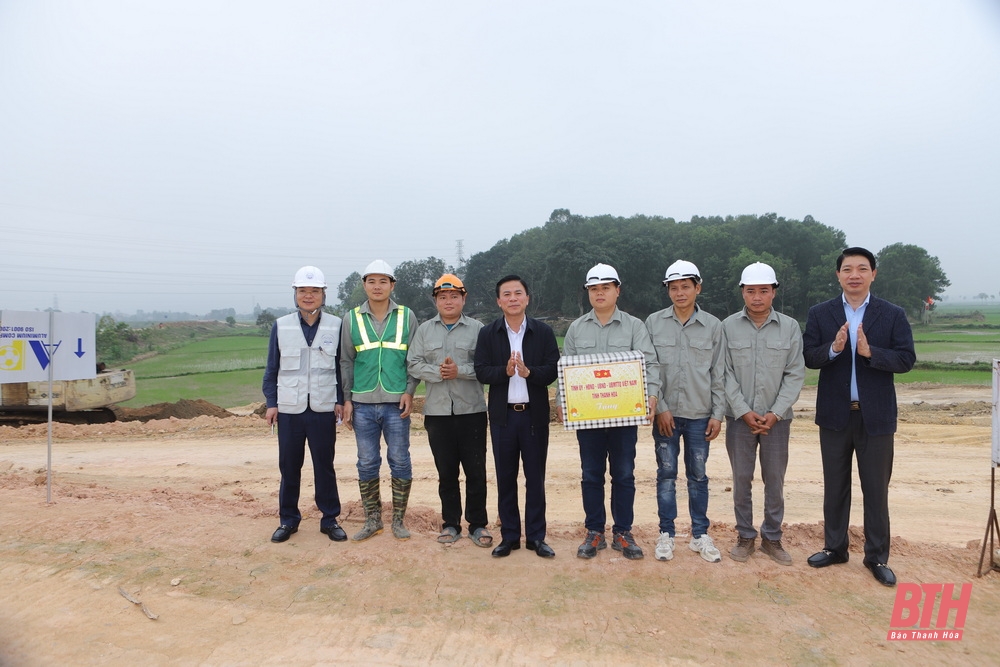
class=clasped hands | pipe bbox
[741,410,778,435]
[439,356,458,380]
[832,321,871,358]
[505,351,530,378]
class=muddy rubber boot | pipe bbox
[352,478,384,541]
[391,477,412,540]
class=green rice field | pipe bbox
[118,317,998,408]
[121,335,269,407]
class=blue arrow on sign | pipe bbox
[75,338,85,358]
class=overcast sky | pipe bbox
[2,1,998,315]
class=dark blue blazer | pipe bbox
[474,316,560,430]
[803,295,915,436]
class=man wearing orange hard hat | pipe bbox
[407,274,492,548]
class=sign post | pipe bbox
[1,310,97,503]
[977,360,1000,576]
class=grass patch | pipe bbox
[931,303,1000,326]
[915,341,998,364]
[122,368,266,408]
[804,363,991,387]
[912,331,1000,343]
[902,365,992,385]
[129,336,268,379]
[120,331,270,407]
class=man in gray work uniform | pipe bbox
[645,260,726,564]
[407,274,492,548]
[722,262,805,565]
[561,263,660,561]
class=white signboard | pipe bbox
[0,310,97,382]
[993,359,999,468]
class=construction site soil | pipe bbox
[1,385,998,665]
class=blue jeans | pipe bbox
[353,402,412,481]
[577,426,637,534]
[653,417,711,537]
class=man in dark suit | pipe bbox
[803,247,915,586]
[475,275,560,559]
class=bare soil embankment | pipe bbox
[0,385,997,665]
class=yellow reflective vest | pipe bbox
[349,305,410,395]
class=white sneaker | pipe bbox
[654,533,675,561]
[689,534,721,563]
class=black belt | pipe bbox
[850,401,861,411]
[508,403,530,411]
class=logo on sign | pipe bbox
[0,341,25,371]
[886,583,971,641]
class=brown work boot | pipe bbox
[729,536,756,562]
[760,538,792,566]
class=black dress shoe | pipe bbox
[807,549,849,568]
[321,522,347,542]
[865,561,897,587]
[492,540,521,558]
[271,525,298,543]
[527,540,555,558]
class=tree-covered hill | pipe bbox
[336,210,948,324]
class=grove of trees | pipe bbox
[333,210,949,325]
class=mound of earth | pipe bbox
[112,398,234,422]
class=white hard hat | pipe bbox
[663,260,702,285]
[363,259,396,282]
[292,265,326,288]
[583,263,621,288]
[739,262,779,287]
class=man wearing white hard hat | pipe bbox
[721,262,805,565]
[561,263,660,561]
[263,266,347,544]
[645,260,726,564]
[340,259,420,542]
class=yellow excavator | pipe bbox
[0,367,136,424]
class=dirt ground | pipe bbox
[1,385,998,666]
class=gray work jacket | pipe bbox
[407,313,486,416]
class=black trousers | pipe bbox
[424,412,489,533]
[277,408,341,530]
[819,410,894,564]
[490,408,549,543]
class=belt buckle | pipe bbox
[512,403,526,412]
[850,401,861,411]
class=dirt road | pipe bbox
[1,386,998,665]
